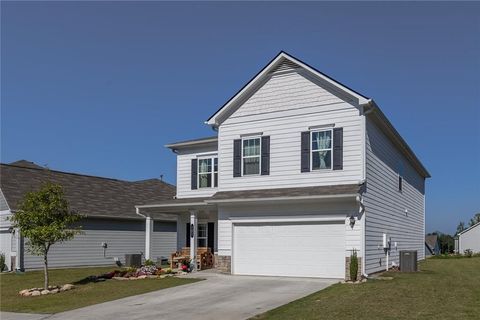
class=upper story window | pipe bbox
[311,129,332,170]
[242,137,261,175]
[198,157,218,188]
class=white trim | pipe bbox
[310,129,333,171]
[165,137,218,149]
[135,202,211,209]
[241,136,262,176]
[230,215,346,224]
[197,156,218,189]
[206,52,369,126]
[457,221,480,236]
[308,123,335,130]
[207,193,358,204]
[145,217,153,260]
[240,132,263,137]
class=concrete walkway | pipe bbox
[2,272,337,320]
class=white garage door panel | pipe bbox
[233,222,345,278]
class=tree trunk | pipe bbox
[43,252,49,290]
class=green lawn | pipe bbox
[253,257,480,320]
[0,266,200,314]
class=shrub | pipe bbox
[349,249,358,281]
[144,259,155,266]
[464,249,473,258]
[0,252,6,272]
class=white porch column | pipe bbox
[15,228,21,271]
[189,210,197,271]
[145,216,153,261]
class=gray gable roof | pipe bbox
[425,234,438,250]
[0,162,176,220]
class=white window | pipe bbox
[197,223,207,248]
[242,137,261,175]
[198,157,218,188]
[311,129,332,170]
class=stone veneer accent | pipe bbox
[345,257,362,281]
[214,254,231,273]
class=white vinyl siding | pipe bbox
[218,69,363,191]
[176,145,218,198]
[458,224,480,254]
[363,118,426,275]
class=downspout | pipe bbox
[356,194,368,278]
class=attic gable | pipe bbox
[206,51,370,127]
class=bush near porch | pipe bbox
[253,257,480,320]
[0,266,200,314]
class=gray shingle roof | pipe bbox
[425,234,438,251]
[0,162,176,220]
[210,184,360,201]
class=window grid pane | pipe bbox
[311,130,332,170]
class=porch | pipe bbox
[136,197,217,272]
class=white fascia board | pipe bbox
[458,222,480,236]
[207,52,370,126]
[165,137,218,149]
[230,215,346,224]
[135,202,210,209]
[207,193,358,204]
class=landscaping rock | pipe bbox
[50,289,59,294]
[112,276,129,280]
[137,275,147,279]
[31,291,41,296]
[60,284,75,291]
[41,289,50,295]
[19,289,29,295]
[23,291,32,297]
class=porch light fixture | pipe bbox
[349,215,356,228]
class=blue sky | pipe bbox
[1,2,479,234]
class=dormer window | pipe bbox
[242,137,261,175]
[198,157,218,188]
[311,129,332,170]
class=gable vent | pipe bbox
[270,59,300,74]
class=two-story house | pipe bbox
[136,51,430,279]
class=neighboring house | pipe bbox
[455,222,480,254]
[425,234,440,256]
[136,51,430,279]
[0,160,176,271]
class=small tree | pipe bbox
[349,249,359,282]
[10,183,82,289]
[469,213,480,227]
[456,222,465,235]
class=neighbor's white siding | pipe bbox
[217,200,362,259]
[176,145,218,199]
[363,118,426,275]
[459,223,480,254]
[218,69,363,191]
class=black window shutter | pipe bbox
[207,222,215,252]
[261,136,270,175]
[333,127,343,170]
[233,139,242,177]
[186,223,190,247]
[191,159,198,189]
[301,131,310,172]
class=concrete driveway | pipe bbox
[2,271,337,320]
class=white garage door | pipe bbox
[233,221,345,278]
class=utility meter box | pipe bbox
[399,250,418,272]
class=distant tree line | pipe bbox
[428,213,480,254]
[456,213,480,235]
